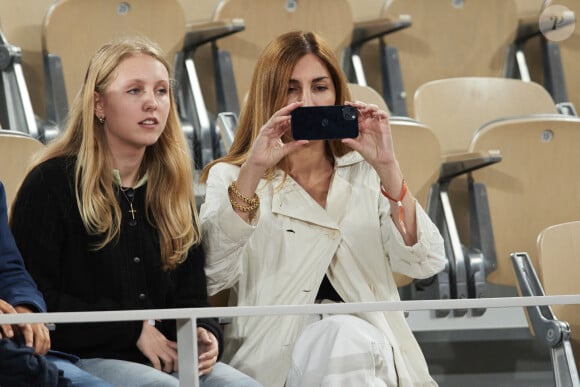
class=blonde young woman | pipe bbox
[199,31,446,386]
[10,37,260,387]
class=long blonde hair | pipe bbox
[34,36,199,270]
[200,30,352,183]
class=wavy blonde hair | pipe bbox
[200,30,352,183]
[34,36,199,270]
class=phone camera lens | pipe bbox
[342,106,357,121]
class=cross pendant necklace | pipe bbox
[120,187,137,226]
[127,201,137,220]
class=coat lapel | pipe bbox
[270,151,363,229]
[271,174,338,229]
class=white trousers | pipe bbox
[287,314,398,387]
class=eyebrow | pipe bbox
[288,76,330,83]
[123,78,169,84]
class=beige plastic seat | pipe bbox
[43,0,186,119]
[414,77,558,156]
[212,0,354,111]
[507,0,578,112]
[347,83,389,112]
[537,221,580,371]
[413,77,559,257]
[468,115,580,288]
[360,0,519,116]
[0,129,45,210]
[510,221,580,384]
[389,118,440,211]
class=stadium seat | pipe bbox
[341,2,412,110]
[42,0,186,130]
[175,18,245,169]
[511,221,580,385]
[348,83,388,111]
[467,115,580,293]
[0,129,45,209]
[413,77,558,255]
[211,0,354,115]
[536,221,580,373]
[359,0,519,116]
[414,77,558,155]
[412,77,558,309]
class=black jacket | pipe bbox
[10,157,222,363]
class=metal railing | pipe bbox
[2,295,580,387]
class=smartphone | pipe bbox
[291,105,359,140]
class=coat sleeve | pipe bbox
[381,198,447,279]
[199,163,256,296]
[0,181,46,312]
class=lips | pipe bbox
[139,118,158,125]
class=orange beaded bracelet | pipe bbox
[380,179,408,235]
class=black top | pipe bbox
[10,157,222,363]
[316,275,343,303]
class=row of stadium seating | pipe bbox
[1,1,579,385]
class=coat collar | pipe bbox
[335,150,363,167]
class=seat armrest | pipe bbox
[438,150,502,183]
[350,15,412,49]
[515,19,542,44]
[183,19,245,53]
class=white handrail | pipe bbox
[2,295,580,387]
[4,295,580,325]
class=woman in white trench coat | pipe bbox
[199,30,446,387]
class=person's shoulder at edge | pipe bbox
[0,180,7,203]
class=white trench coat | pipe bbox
[200,151,446,386]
